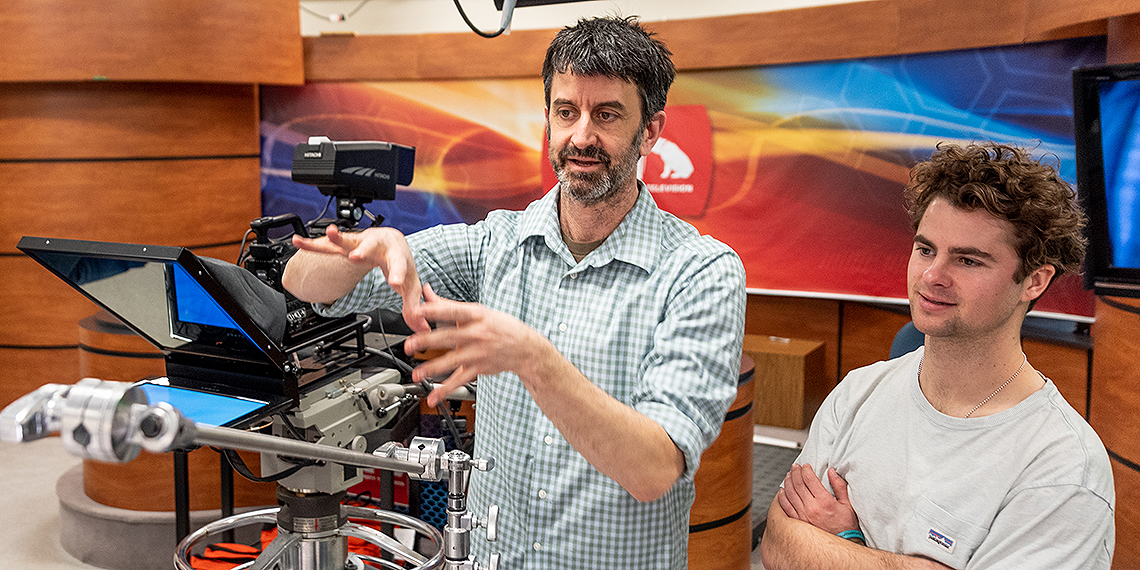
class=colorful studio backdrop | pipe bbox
[261,36,1106,318]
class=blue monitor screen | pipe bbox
[171,264,240,330]
[168,264,263,355]
[138,382,268,427]
[1098,78,1140,269]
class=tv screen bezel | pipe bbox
[1073,61,1140,298]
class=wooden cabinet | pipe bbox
[744,335,827,430]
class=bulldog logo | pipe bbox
[639,137,695,180]
[638,105,713,217]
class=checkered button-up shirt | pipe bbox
[322,185,746,569]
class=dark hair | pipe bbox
[542,16,676,128]
[904,142,1087,285]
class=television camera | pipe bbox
[242,136,416,340]
[1,137,497,570]
[291,135,415,231]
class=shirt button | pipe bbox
[538,489,547,499]
[571,273,578,280]
[544,435,553,445]
[533,542,542,551]
[558,323,567,332]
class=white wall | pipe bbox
[299,0,870,37]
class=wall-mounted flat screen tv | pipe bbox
[1073,61,1140,298]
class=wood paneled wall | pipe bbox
[745,296,842,382]
[0,83,263,408]
[1,0,302,409]
[0,0,302,83]
[302,0,1134,82]
[745,295,1093,408]
[0,82,263,161]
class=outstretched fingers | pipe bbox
[424,365,478,407]
[291,231,350,256]
[412,285,480,326]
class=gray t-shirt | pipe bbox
[796,347,1114,569]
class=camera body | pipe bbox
[292,136,415,228]
[241,213,322,341]
[292,136,415,201]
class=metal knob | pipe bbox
[482,552,501,570]
[478,504,499,542]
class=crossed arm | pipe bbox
[762,463,953,570]
[282,225,686,502]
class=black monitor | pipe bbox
[1073,61,1140,298]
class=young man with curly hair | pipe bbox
[762,142,1114,570]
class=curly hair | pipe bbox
[542,16,676,129]
[904,142,1087,284]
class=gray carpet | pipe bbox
[751,443,802,544]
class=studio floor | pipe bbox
[0,425,807,570]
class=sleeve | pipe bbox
[314,221,491,317]
[631,245,747,479]
[962,485,1113,570]
[791,373,850,494]
[314,266,395,317]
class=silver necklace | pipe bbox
[918,353,1028,418]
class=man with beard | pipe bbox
[282,16,746,570]
[761,143,1114,570]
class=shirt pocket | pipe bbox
[902,495,990,568]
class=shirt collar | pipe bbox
[517,182,661,274]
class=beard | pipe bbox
[551,130,644,207]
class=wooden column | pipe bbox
[689,357,755,570]
[1090,297,1140,568]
